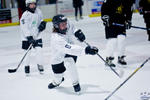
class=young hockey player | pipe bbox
[101,0,135,67]
[139,0,150,41]
[48,14,98,93]
[20,0,46,75]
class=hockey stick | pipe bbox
[144,11,150,14]
[131,26,150,30]
[8,44,32,73]
[83,41,121,78]
[105,57,150,100]
[112,23,150,31]
[7,22,47,73]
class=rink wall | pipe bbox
[0,0,101,27]
[0,0,139,27]
[0,4,55,27]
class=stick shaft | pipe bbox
[17,44,32,69]
[112,23,150,30]
[83,41,121,78]
[105,57,150,100]
[10,44,32,71]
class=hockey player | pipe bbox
[101,0,135,66]
[139,0,150,41]
[48,14,98,93]
[20,0,46,75]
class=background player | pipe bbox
[101,0,135,67]
[20,0,46,75]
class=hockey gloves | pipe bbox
[26,36,36,47]
[74,29,86,42]
[101,15,110,27]
[85,46,98,55]
[125,20,132,29]
[38,21,47,32]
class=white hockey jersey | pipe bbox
[50,23,85,64]
[20,8,43,41]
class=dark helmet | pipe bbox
[52,14,67,34]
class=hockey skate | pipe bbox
[118,56,127,65]
[37,64,44,74]
[73,83,81,95]
[48,77,64,89]
[105,57,116,67]
[75,17,78,21]
[25,66,30,76]
[80,16,83,20]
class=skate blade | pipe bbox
[105,64,116,67]
[25,74,30,77]
[117,63,127,68]
[75,91,81,95]
[39,71,44,75]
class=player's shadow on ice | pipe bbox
[56,84,110,95]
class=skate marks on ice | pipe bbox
[53,84,109,95]
[53,84,124,100]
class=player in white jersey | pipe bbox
[48,14,99,93]
[20,0,46,75]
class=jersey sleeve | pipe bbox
[20,13,31,37]
[51,34,85,56]
[37,8,44,22]
[67,21,77,34]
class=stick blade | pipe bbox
[8,69,17,73]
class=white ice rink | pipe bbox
[0,13,150,100]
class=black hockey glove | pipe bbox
[125,20,132,29]
[101,15,110,27]
[85,46,98,55]
[74,29,86,42]
[26,36,36,47]
[38,21,47,32]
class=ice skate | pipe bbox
[105,57,116,67]
[25,66,30,76]
[37,64,44,74]
[73,83,81,95]
[118,56,127,65]
[48,77,64,89]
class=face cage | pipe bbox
[54,21,68,34]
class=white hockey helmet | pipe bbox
[26,0,36,6]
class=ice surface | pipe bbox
[0,13,150,100]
